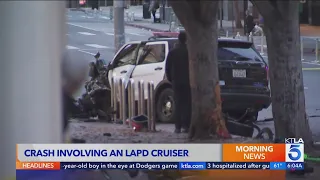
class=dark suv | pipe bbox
[149,36,271,122]
[216,39,270,121]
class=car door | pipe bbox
[131,41,169,100]
[108,42,140,85]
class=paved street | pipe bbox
[257,68,320,141]
[67,10,152,61]
[66,10,320,141]
[76,6,320,54]
[66,10,153,98]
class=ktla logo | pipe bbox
[285,138,304,162]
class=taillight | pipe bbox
[265,66,269,81]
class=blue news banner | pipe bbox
[55,162,304,170]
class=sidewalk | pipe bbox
[74,6,320,36]
[73,6,320,55]
[120,6,319,55]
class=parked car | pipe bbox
[106,36,271,123]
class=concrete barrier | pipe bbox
[110,76,156,131]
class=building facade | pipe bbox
[66,0,320,26]
[300,0,320,25]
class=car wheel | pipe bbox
[156,88,175,123]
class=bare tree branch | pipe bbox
[169,0,198,31]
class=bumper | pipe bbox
[221,92,271,111]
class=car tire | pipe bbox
[156,88,175,123]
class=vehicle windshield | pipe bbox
[218,42,263,62]
[114,44,138,66]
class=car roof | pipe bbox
[143,37,252,44]
[147,31,252,44]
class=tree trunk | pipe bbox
[186,22,229,139]
[233,0,243,29]
[169,1,230,139]
[255,1,313,148]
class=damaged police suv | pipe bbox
[107,36,271,123]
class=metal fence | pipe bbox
[110,77,156,131]
[82,7,136,22]
[159,6,183,32]
[222,31,320,63]
[301,37,320,63]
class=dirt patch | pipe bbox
[68,120,320,179]
[300,25,320,37]
[68,121,257,143]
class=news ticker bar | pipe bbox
[18,162,304,170]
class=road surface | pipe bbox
[66,10,152,61]
[66,10,320,141]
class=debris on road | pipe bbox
[69,121,256,144]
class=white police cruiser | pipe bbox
[106,33,271,123]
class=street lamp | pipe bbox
[219,0,223,29]
[243,0,248,35]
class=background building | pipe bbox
[300,0,320,26]
[66,0,319,26]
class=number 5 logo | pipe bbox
[288,145,301,161]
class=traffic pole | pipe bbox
[219,0,223,29]
[114,0,126,52]
[0,1,65,179]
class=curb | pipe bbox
[304,49,317,54]
[69,8,86,12]
[310,49,319,53]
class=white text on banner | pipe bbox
[16,144,222,162]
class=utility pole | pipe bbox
[219,0,223,29]
[0,1,64,179]
[114,0,126,52]
[243,0,248,35]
